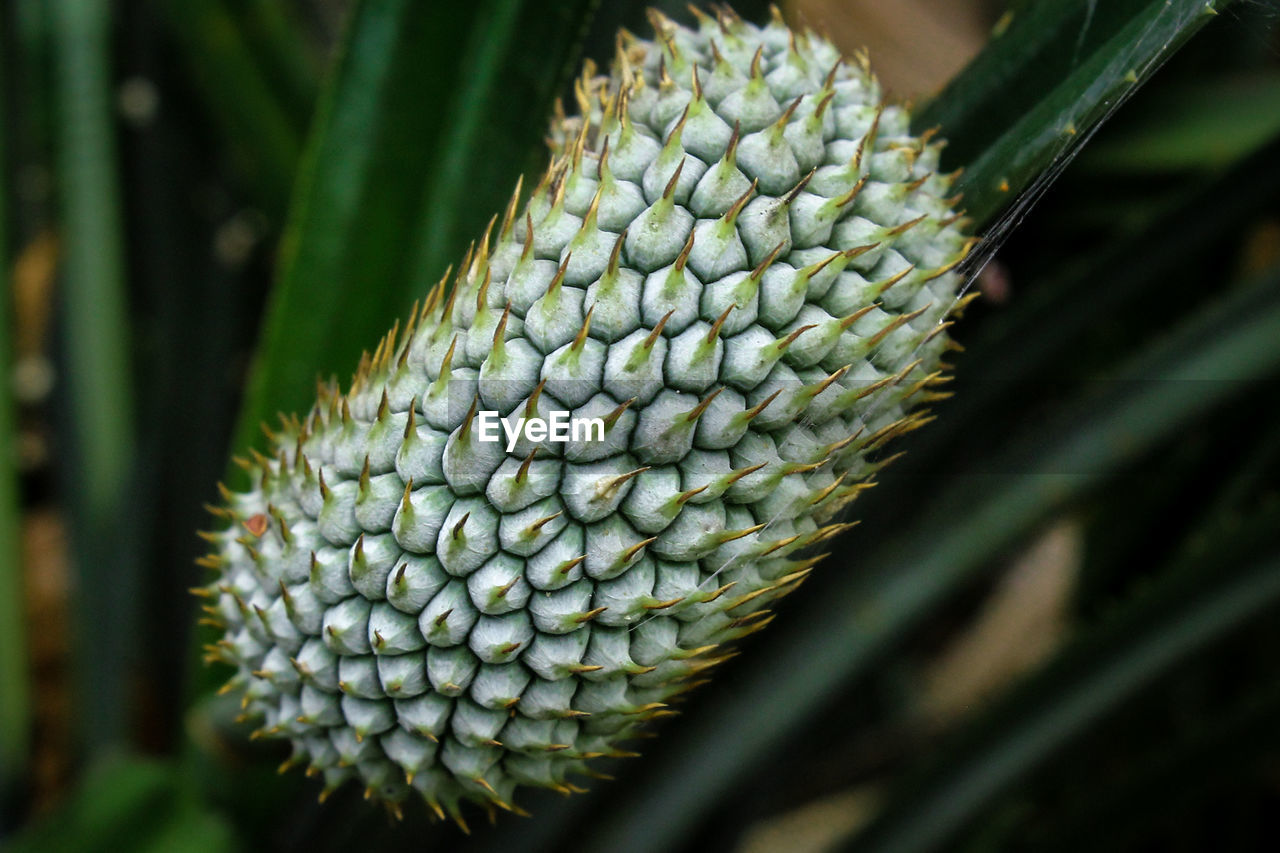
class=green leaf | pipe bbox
[51,0,138,751]
[843,509,1280,853]
[400,0,596,300]
[919,0,1157,162]
[228,0,595,466]
[152,0,313,215]
[938,0,1232,225]
[223,0,320,127]
[576,265,1280,853]
[1014,678,1280,850]
[968,426,1280,851]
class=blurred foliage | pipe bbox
[2,0,1279,850]
[9,754,235,852]
[0,3,29,806]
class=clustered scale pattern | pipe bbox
[196,6,974,825]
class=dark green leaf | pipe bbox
[939,0,1232,225]
[912,133,1280,477]
[1017,678,1280,851]
[224,0,320,127]
[920,0,1149,162]
[152,0,312,214]
[51,0,139,751]
[229,0,595,464]
[844,510,1280,853]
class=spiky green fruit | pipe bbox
[197,6,972,824]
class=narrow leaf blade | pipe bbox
[152,0,310,214]
[229,0,594,462]
[955,0,1230,225]
[845,524,1280,853]
[51,0,139,751]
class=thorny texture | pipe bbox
[196,6,974,828]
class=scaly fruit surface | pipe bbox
[196,6,973,825]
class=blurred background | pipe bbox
[2,0,1280,850]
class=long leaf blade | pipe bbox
[229,0,594,463]
[52,0,138,751]
[152,0,310,215]
[904,133,1280,483]
[844,523,1280,853]
[403,1,596,297]
[919,0,1145,162]
[956,0,1229,225]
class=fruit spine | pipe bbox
[195,5,974,826]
